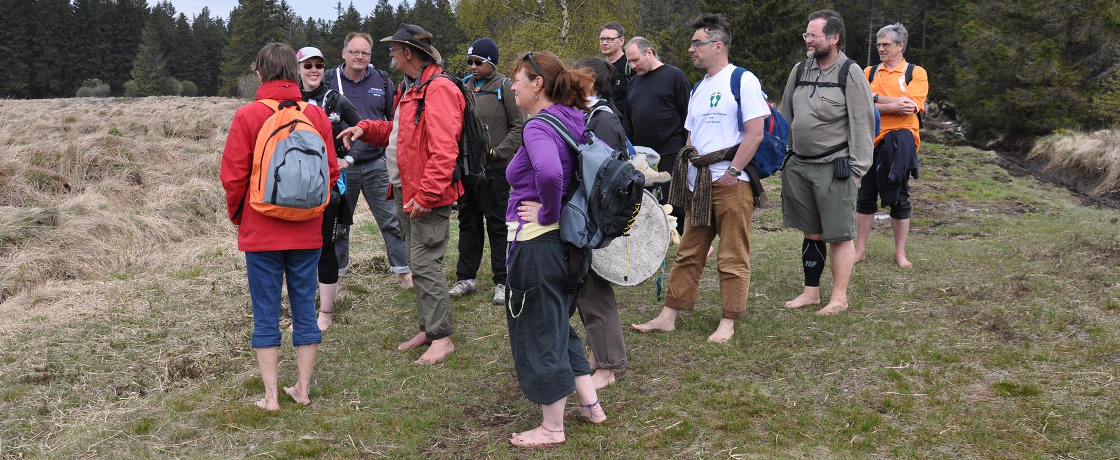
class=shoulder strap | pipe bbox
[905,63,915,86]
[730,66,746,130]
[378,69,393,121]
[836,59,854,94]
[869,64,880,83]
[334,66,344,97]
[796,58,811,83]
[533,113,581,150]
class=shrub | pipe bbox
[179,80,198,97]
[237,74,260,100]
[123,81,141,98]
[75,78,111,98]
[159,77,181,96]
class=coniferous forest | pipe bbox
[1,0,1118,144]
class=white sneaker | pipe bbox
[449,279,477,297]
[492,284,506,305]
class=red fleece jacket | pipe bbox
[356,64,464,210]
[220,80,340,252]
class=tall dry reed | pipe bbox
[1029,129,1120,196]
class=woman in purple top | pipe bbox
[504,51,607,448]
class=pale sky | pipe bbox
[160,0,403,22]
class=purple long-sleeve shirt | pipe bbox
[505,104,586,226]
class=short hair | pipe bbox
[511,51,593,112]
[574,57,616,99]
[600,22,624,37]
[689,13,731,48]
[625,37,655,58]
[808,9,845,50]
[253,42,299,83]
[343,32,374,50]
[877,23,908,52]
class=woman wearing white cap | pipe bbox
[297,46,361,331]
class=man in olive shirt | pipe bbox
[449,38,528,305]
[779,9,875,316]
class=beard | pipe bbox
[807,44,832,60]
[390,57,398,69]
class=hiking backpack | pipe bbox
[414,72,490,182]
[795,58,882,135]
[691,66,789,178]
[533,113,646,250]
[868,62,924,128]
[249,99,331,221]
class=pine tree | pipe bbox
[27,0,72,97]
[193,8,228,96]
[365,0,399,71]
[0,0,34,96]
[107,0,150,93]
[132,17,172,95]
[219,0,284,96]
[167,13,196,85]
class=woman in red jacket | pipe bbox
[220,43,340,411]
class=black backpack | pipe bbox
[533,113,645,249]
[413,73,491,183]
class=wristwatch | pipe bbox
[727,165,741,177]
[873,94,880,103]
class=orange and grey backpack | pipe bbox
[248,99,331,221]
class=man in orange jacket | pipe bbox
[340,24,464,365]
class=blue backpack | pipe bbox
[690,66,789,178]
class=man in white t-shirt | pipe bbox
[631,13,768,344]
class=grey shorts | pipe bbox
[781,159,857,242]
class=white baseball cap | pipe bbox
[296,46,325,62]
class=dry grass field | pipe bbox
[0,97,1118,459]
[1030,129,1120,198]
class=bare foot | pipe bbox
[398,332,431,350]
[565,399,607,424]
[254,397,279,411]
[785,292,821,309]
[317,312,332,331]
[895,255,912,268]
[815,301,849,315]
[510,424,565,448]
[854,252,866,264]
[591,369,616,390]
[707,318,735,343]
[398,273,414,289]
[415,337,455,365]
[631,307,677,333]
[283,385,310,406]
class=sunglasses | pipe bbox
[302,63,325,70]
[523,51,545,80]
[467,58,487,66]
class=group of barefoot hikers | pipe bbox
[220,9,927,448]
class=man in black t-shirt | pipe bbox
[599,22,632,125]
[624,36,689,230]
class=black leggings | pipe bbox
[317,190,344,284]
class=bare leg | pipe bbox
[630,306,678,332]
[817,240,855,315]
[571,374,607,423]
[253,347,280,411]
[398,331,431,350]
[283,344,316,406]
[892,218,912,268]
[707,318,735,343]
[416,337,455,365]
[511,397,567,447]
[855,213,874,263]
[317,282,337,331]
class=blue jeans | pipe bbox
[246,249,322,348]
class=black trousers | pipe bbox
[505,231,592,405]
[455,170,510,285]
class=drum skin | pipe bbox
[591,191,670,286]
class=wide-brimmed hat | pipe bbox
[380,23,443,63]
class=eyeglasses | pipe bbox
[467,58,487,66]
[875,42,898,49]
[302,63,325,70]
[388,46,404,55]
[598,36,621,43]
[689,40,714,48]
[802,32,827,40]
[523,51,545,80]
[346,48,371,57]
